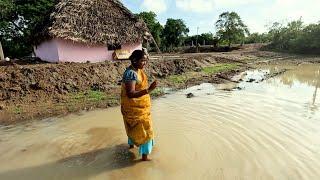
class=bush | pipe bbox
[266,20,320,54]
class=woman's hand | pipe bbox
[148,80,158,92]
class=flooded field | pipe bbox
[0,64,319,179]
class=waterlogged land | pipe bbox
[0,49,249,124]
[2,44,320,124]
[0,63,319,179]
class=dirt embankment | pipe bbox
[0,52,249,124]
[4,44,317,124]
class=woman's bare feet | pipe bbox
[142,154,152,161]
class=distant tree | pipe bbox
[185,33,217,46]
[297,23,320,52]
[215,12,249,47]
[266,19,320,54]
[136,11,163,48]
[0,0,56,57]
[244,33,270,44]
[268,20,304,50]
[162,18,189,50]
[199,33,214,45]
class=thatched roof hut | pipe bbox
[34,0,150,63]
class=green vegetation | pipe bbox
[202,64,238,74]
[215,12,249,47]
[266,20,320,54]
[136,12,190,52]
[71,90,108,102]
[0,0,56,57]
[162,19,189,51]
[136,11,163,49]
[185,33,219,47]
[150,87,165,97]
[244,33,270,44]
[1,0,318,58]
[167,63,238,85]
[244,19,320,54]
[13,106,22,114]
[168,74,189,84]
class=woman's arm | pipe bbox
[125,81,148,98]
[125,80,158,99]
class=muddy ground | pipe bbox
[0,44,319,124]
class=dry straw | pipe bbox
[33,0,149,46]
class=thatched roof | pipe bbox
[33,0,149,45]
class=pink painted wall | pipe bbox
[56,39,112,63]
[34,39,59,63]
[121,42,143,54]
[34,38,142,63]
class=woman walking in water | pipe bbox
[121,49,157,161]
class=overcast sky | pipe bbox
[121,0,320,35]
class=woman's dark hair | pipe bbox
[129,50,144,64]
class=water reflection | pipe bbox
[278,64,320,87]
[282,64,318,112]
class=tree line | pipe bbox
[139,11,320,54]
[139,11,249,52]
[1,0,319,58]
[263,20,320,54]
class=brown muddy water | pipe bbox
[0,64,319,180]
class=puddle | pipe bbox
[0,64,319,179]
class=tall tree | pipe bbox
[215,12,249,47]
[136,11,163,49]
[0,0,56,57]
[162,18,189,50]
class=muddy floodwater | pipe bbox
[0,64,319,180]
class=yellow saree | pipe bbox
[121,68,154,146]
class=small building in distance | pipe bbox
[33,0,150,63]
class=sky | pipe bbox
[120,0,320,35]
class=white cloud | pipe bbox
[266,0,320,26]
[141,0,167,14]
[171,0,320,33]
[176,0,215,13]
[215,0,263,7]
[175,0,264,13]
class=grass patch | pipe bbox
[150,87,165,97]
[13,106,22,114]
[202,63,238,74]
[168,74,188,84]
[71,90,107,102]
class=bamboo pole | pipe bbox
[144,31,161,53]
[151,36,161,53]
[0,41,4,61]
[313,82,319,105]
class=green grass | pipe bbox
[13,106,22,114]
[202,63,238,74]
[167,64,239,85]
[71,90,107,102]
[150,87,165,97]
[168,74,188,84]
